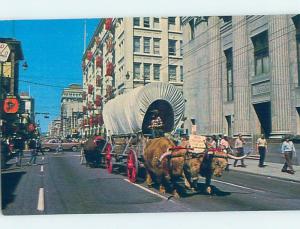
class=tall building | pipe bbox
[182,15,300,138]
[48,118,61,138]
[60,84,83,138]
[82,17,183,137]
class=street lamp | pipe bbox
[22,61,28,71]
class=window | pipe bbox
[154,17,160,29]
[225,48,233,101]
[153,38,160,55]
[168,65,177,81]
[144,63,151,80]
[180,40,183,56]
[133,36,140,53]
[133,63,141,79]
[144,17,150,28]
[252,31,269,76]
[168,39,176,56]
[168,17,176,30]
[144,37,151,54]
[133,17,140,26]
[180,66,183,82]
[189,19,195,40]
[154,64,160,80]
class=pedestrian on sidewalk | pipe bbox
[281,136,296,174]
[256,134,268,167]
[220,135,231,171]
[13,135,24,167]
[27,138,38,166]
[234,134,246,167]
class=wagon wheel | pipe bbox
[105,143,113,173]
[127,149,138,183]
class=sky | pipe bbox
[0,18,99,132]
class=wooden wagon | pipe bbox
[101,82,185,182]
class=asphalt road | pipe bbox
[2,151,300,215]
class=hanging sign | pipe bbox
[0,43,11,62]
[3,97,19,113]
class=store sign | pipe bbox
[0,43,11,62]
[3,97,19,113]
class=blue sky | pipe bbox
[0,19,99,132]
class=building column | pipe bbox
[269,15,291,137]
[232,16,251,136]
[208,16,223,134]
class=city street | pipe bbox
[2,150,300,215]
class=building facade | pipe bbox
[60,84,83,138]
[0,38,25,138]
[182,15,300,138]
[82,17,183,137]
[48,118,61,138]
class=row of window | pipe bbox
[225,31,270,102]
[133,17,178,30]
[133,36,183,56]
[133,63,183,82]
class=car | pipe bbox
[41,139,80,152]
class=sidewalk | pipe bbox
[229,158,300,183]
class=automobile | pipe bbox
[41,139,80,152]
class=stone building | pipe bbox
[48,118,61,138]
[20,92,35,122]
[60,84,83,138]
[82,17,183,137]
[182,15,300,138]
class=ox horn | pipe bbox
[227,151,251,160]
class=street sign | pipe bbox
[3,97,19,113]
[0,43,11,62]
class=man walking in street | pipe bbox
[234,134,246,167]
[281,136,296,174]
[27,138,38,165]
[256,134,268,167]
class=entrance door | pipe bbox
[253,102,271,137]
[296,107,300,135]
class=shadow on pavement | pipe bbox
[1,171,26,209]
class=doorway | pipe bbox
[253,102,271,137]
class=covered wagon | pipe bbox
[102,82,185,182]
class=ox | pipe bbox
[83,136,107,167]
[143,137,248,196]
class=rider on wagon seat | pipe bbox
[148,112,164,138]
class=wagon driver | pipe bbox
[149,111,164,138]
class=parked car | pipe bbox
[41,139,80,152]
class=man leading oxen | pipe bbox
[143,135,249,197]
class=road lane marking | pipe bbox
[124,179,172,201]
[212,179,265,193]
[42,157,44,160]
[41,165,44,172]
[37,188,45,211]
